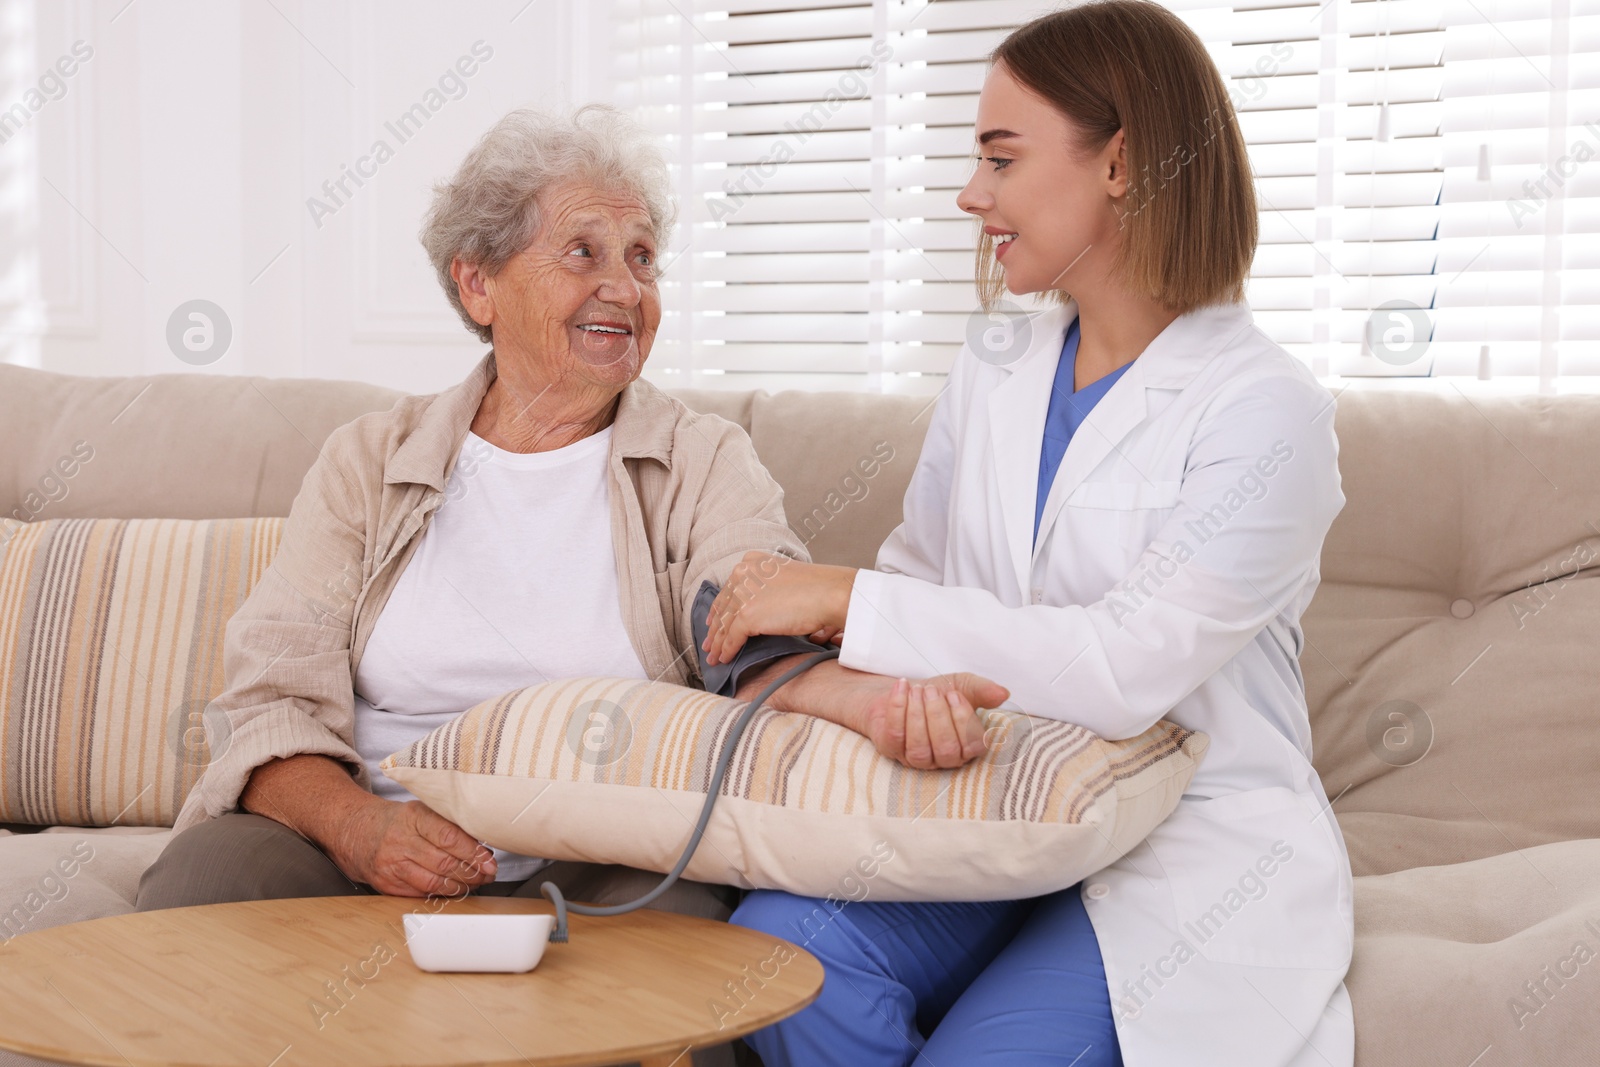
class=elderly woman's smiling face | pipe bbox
[459,181,661,391]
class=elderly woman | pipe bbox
[136,105,1004,920]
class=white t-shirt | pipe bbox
[353,426,648,882]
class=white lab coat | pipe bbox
[839,300,1356,1067]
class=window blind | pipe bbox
[616,0,1599,392]
[1433,0,1598,383]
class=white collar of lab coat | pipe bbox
[985,298,1258,598]
[997,299,1257,388]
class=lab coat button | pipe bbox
[1086,882,1110,900]
[1450,598,1474,619]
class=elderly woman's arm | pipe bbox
[674,414,1005,769]
[194,420,495,897]
[241,754,493,896]
[732,656,1006,770]
[669,410,810,658]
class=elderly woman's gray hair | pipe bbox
[420,104,677,342]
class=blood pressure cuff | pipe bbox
[692,580,823,698]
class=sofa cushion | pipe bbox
[380,676,1208,901]
[1304,391,1600,877]
[0,363,404,524]
[1349,837,1600,1066]
[744,390,932,571]
[0,826,172,942]
[0,518,281,827]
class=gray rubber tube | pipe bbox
[540,647,842,942]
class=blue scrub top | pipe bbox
[1034,318,1132,544]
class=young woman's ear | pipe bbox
[1103,128,1130,200]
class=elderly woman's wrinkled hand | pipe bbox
[331,796,499,898]
[702,551,857,666]
[866,676,996,771]
[754,659,1010,771]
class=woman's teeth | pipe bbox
[578,324,629,334]
[998,233,1017,244]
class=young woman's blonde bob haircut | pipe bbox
[976,0,1257,313]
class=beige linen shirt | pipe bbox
[173,352,807,834]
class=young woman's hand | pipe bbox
[703,552,857,665]
[808,625,845,646]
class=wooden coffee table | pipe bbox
[0,895,823,1067]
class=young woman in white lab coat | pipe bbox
[705,3,1356,1065]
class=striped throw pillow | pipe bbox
[382,677,1208,901]
[0,518,282,827]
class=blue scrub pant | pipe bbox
[730,882,1122,1066]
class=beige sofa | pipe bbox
[3,362,1598,1066]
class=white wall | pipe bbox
[0,0,612,394]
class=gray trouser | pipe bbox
[135,813,757,1067]
[136,811,740,916]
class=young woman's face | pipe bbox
[957,62,1127,297]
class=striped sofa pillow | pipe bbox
[382,677,1208,901]
[0,518,282,827]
